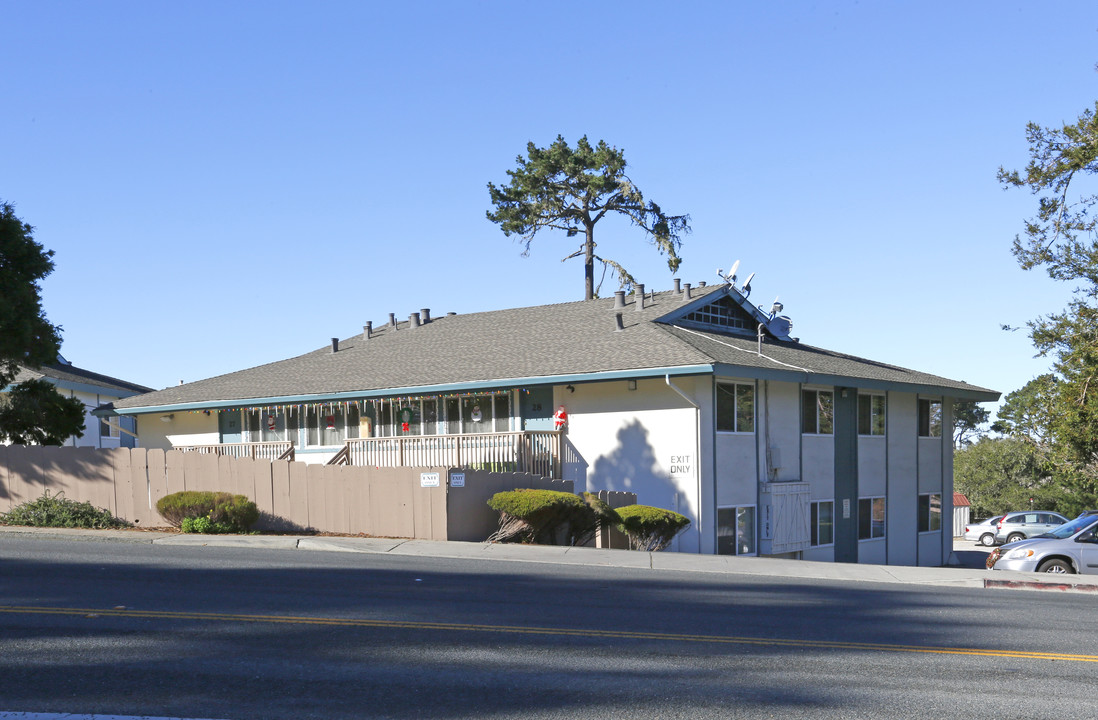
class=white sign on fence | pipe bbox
[450,472,465,488]
[420,472,440,488]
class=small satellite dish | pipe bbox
[741,272,755,298]
[727,260,740,285]
[769,296,783,317]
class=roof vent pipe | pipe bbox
[615,312,624,332]
[364,321,372,339]
[389,313,397,328]
[635,284,645,311]
[673,278,681,295]
[698,281,706,288]
[331,338,339,353]
[682,283,692,300]
[409,312,421,328]
[421,308,431,323]
[614,291,626,309]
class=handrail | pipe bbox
[341,430,562,477]
[175,441,294,461]
[325,444,350,466]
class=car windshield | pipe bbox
[1046,515,1098,540]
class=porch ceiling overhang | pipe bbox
[99,364,717,416]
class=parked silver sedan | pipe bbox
[986,514,1098,574]
[963,516,1004,546]
[994,511,1068,544]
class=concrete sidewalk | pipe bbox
[3,525,1097,594]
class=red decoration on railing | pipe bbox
[553,406,568,431]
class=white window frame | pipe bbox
[918,493,942,533]
[857,393,886,437]
[858,496,886,541]
[717,504,757,556]
[810,500,835,547]
[802,388,834,435]
[716,381,755,434]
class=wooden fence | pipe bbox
[0,445,579,541]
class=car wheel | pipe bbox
[1007,533,1025,543]
[1037,558,1074,574]
[980,533,996,547]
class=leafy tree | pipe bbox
[953,436,1052,518]
[487,135,690,300]
[0,201,85,445]
[999,99,1098,507]
[953,400,990,447]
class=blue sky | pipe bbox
[4,1,1096,415]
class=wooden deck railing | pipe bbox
[340,430,562,478]
[175,441,295,462]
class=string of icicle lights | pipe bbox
[188,388,530,415]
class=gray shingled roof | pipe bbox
[111,285,998,412]
[13,362,153,396]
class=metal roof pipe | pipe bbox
[421,308,431,323]
[364,321,372,339]
[331,338,339,353]
[682,283,692,300]
[615,312,624,332]
[674,278,681,295]
[635,284,645,311]
[410,312,421,328]
[388,313,397,328]
[614,291,626,309]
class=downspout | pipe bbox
[666,374,704,553]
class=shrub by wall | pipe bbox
[615,504,691,551]
[0,490,130,529]
[156,491,259,533]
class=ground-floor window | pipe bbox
[918,493,942,532]
[858,497,886,540]
[811,500,834,546]
[717,505,756,556]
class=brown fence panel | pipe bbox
[444,469,575,542]
[146,449,167,523]
[165,450,186,496]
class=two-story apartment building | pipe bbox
[101,280,997,565]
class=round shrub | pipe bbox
[156,491,259,533]
[0,490,130,529]
[487,489,590,545]
[615,504,691,551]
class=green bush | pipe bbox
[615,504,691,551]
[487,489,591,545]
[156,491,259,533]
[0,490,130,529]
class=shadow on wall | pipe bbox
[589,420,680,513]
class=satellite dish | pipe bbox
[769,296,783,317]
[727,260,740,285]
[741,272,755,298]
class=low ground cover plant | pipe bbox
[156,491,259,534]
[0,490,130,529]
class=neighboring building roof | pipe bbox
[12,361,153,397]
[954,493,971,507]
[110,284,999,414]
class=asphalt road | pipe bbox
[1,536,1092,719]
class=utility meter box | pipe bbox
[758,481,811,555]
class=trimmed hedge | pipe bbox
[0,490,130,529]
[615,504,691,551]
[486,489,623,546]
[156,491,259,533]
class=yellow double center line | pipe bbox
[2,605,1095,663]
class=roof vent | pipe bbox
[331,338,339,353]
[673,278,681,295]
[698,281,706,288]
[363,321,372,340]
[447,311,456,317]
[409,312,421,328]
[615,312,624,332]
[635,284,645,311]
[421,308,431,323]
[614,291,626,309]
[682,283,692,300]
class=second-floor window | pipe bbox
[858,394,885,436]
[716,382,754,433]
[802,389,834,435]
[918,399,942,437]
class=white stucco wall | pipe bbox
[135,411,219,449]
[563,376,705,553]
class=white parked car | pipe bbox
[963,516,1004,546]
[986,513,1098,574]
